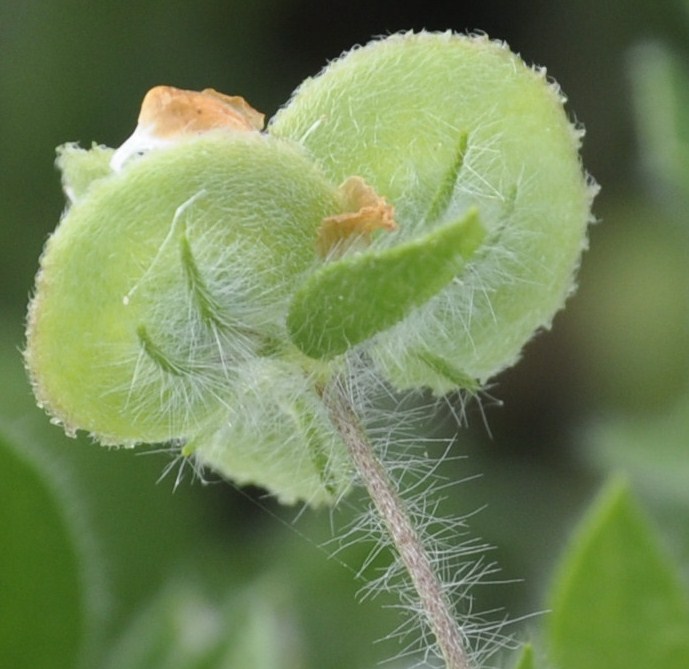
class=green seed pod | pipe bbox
[26,32,594,504]
[271,31,596,392]
[27,134,341,445]
[27,132,355,503]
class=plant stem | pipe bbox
[324,382,472,669]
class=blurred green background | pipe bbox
[2,1,689,668]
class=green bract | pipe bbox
[26,32,593,504]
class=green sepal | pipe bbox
[287,209,484,359]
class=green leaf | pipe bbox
[0,426,90,669]
[548,478,689,669]
[588,396,689,507]
[287,208,484,359]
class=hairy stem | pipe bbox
[324,382,472,669]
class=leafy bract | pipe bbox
[287,209,483,359]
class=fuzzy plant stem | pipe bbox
[324,382,472,669]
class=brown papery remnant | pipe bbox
[317,176,397,258]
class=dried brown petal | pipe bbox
[317,176,397,257]
[139,85,265,137]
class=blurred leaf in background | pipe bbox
[0,424,99,669]
[631,41,689,215]
[102,578,305,669]
[548,480,689,669]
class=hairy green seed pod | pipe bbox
[272,31,596,392]
[27,135,340,444]
[26,31,594,504]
